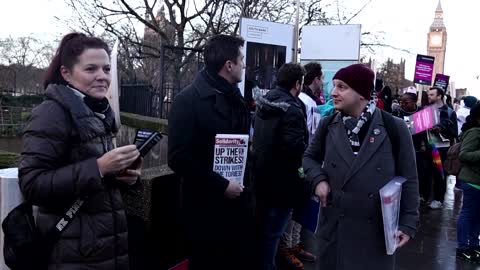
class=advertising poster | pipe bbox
[245,42,286,96]
[414,54,435,85]
[301,25,361,61]
[433,73,450,91]
[239,18,294,97]
[300,25,361,102]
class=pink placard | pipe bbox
[412,107,435,134]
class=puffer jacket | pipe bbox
[458,127,480,185]
[18,84,129,270]
[252,87,309,207]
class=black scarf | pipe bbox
[83,95,110,115]
[201,69,250,133]
[82,93,116,134]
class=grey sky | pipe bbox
[1,0,478,96]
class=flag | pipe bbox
[430,142,444,178]
[106,39,121,130]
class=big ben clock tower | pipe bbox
[427,0,447,78]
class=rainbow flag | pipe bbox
[430,143,444,178]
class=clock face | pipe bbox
[430,33,442,47]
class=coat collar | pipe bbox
[192,72,221,99]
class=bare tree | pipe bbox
[61,0,337,82]
[0,36,53,68]
[60,0,394,95]
[0,36,54,95]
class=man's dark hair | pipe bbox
[303,62,322,85]
[276,63,305,90]
[204,35,245,73]
[430,87,445,99]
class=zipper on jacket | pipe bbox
[103,135,119,269]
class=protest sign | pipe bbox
[414,54,435,85]
[213,134,249,185]
[407,106,440,135]
[433,73,450,90]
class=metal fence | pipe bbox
[119,84,161,118]
[0,106,28,137]
[119,45,203,119]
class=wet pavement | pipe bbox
[299,177,480,270]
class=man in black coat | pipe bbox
[168,35,255,270]
[427,86,458,209]
[252,63,310,270]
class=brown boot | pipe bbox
[278,247,304,270]
[292,243,317,262]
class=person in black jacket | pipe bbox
[168,35,255,270]
[18,33,142,270]
[252,63,311,270]
[393,93,432,202]
[427,86,458,209]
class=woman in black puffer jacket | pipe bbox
[18,33,142,270]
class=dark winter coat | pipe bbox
[303,110,419,270]
[252,87,309,207]
[168,70,255,243]
[18,84,128,270]
[459,127,480,185]
[437,104,458,142]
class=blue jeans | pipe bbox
[457,181,480,249]
[257,207,293,270]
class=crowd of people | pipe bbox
[14,32,480,270]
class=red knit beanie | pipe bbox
[333,64,375,100]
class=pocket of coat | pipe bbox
[315,207,339,238]
[315,207,339,256]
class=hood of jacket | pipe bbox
[254,87,301,119]
[45,84,117,141]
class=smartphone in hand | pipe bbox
[126,129,162,170]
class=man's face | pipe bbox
[314,74,324,92]
[229,47,245,83]
[428,89,440,104]
[331,79,363,113]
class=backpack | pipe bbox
[318,110,400,172]
[2,199,85,270]
[444,142,462,176]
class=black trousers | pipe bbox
[416,151,433,200]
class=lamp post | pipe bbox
[293,0,300,63]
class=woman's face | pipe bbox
[61,48,111,99]
[400,95,416,112]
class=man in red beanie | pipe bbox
[303,64,419,270]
